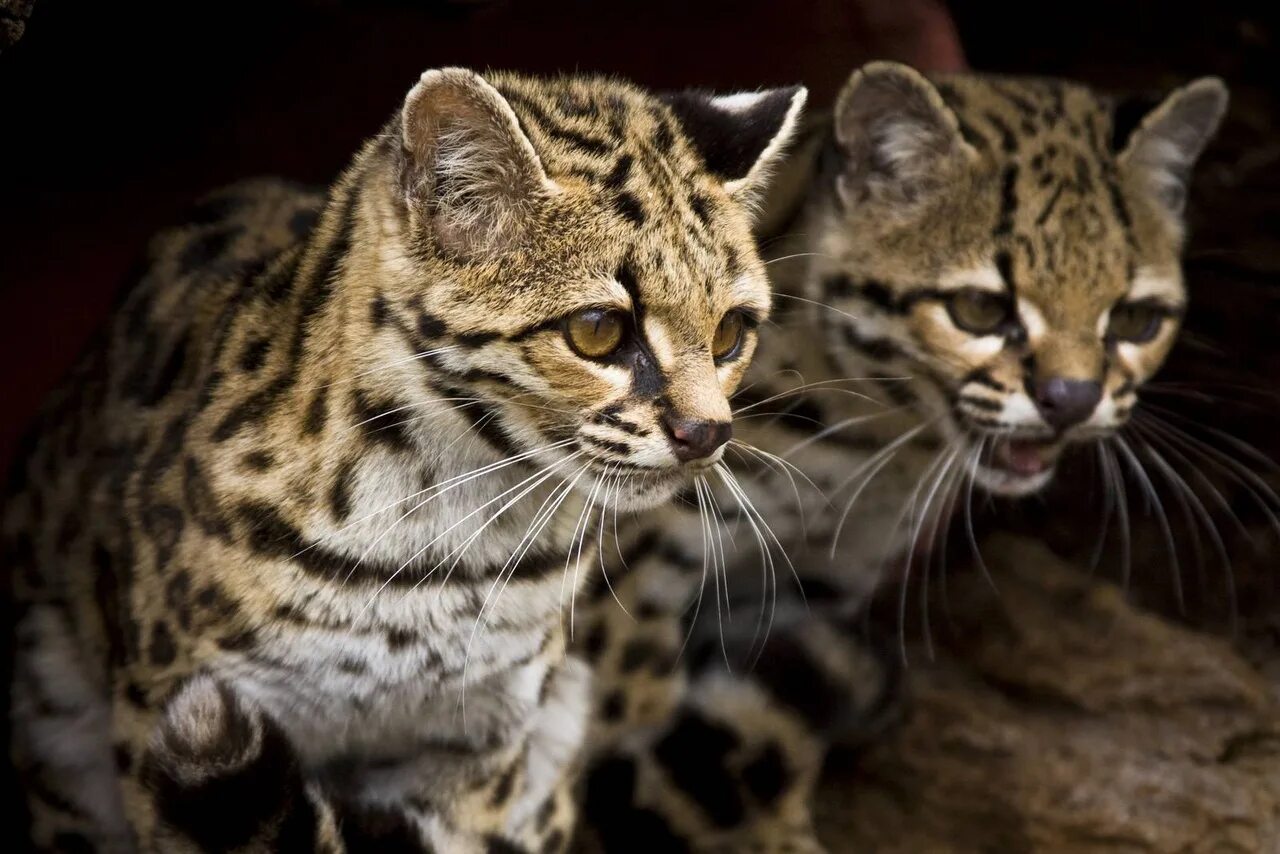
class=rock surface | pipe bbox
[816,535,1280,853]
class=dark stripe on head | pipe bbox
[984,111,1018,154]
[842,325,904,363]
[994,165,1019,236]
[329,458,357,521]
[614,192,646,226]
[963,369,1008,393]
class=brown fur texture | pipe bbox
[570,65,1228,853]
[6,68,806,852]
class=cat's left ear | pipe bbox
[1117,77,1229,217]
[660,86,808,210]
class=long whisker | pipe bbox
[960,438,997,593]
[1114,435,1184,613]
[830,420,935,555]
[1128,425,1238,631]
[299,437,575,563]
[355,451,582,623]
[1099,444,1132,593]
[338,438,576,582]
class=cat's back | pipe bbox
[4,178,324,605]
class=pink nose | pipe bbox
[661,415,732,462]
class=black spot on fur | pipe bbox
[750,633,849,732]
[823,273,856,299]
[142,503,185,568]
[742,743,790,806]
[601,690,626,721]
[150,622,177,666]
[241,451,274,472]
[386,627,417,651]
[653,712,744,827]
[114,742,134,774]
[582,622,608,662]
[417,311,448,340]
[842,326,903,362]
[330,458,357,521]
[183,457,231,539]
[584,755,691,854]
[352,389,415,452]
[605,154,633,192]
[239,337,271,373]
[217,628,257,652]
[994,165,1019,236]
[302,388,328,437]
[456,330,500,348]
[166,570,193,630]
[490,761,519,807]
[689,193,713,226]
[614,191,646,226]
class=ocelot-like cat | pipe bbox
[4,68,808,851]
[573,63,1228,852]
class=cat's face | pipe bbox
[811,65,1226,496]
[374,70,804,510]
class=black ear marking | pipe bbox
[660,86,807,204]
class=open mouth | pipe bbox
[973,437,1062,496]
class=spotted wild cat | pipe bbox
[573,63,1228,852]
[5,68,807,851]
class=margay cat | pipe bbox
[5,68,807,851]
[572,63,1228,851]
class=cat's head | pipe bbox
[809,63,1226,496]
[361,69,805,509]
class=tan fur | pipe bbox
[6,69,806,851]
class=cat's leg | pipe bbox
[12,602,133,852]
[576,519,900,853]
[144,672,534,853]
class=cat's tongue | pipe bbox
[994,439,1054,476]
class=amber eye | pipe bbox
[948,289,1012,335]
[1108,302,1163,343]
[564,308,626,359]
[712,310,748,361]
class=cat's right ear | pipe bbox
[401,68,559,258]
[833,61,975,212]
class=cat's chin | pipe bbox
[575,467,688,513]
[971,437,1061,497]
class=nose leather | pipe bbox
[1032,377,1102,431]
[662,415,732,462]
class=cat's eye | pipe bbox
[564,308,626,359]
[1108,302,1163,343]
[948,289,1012,335]
[712,310,748,361]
